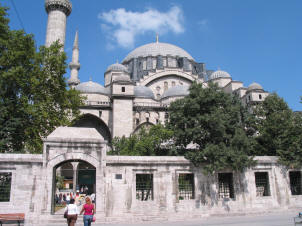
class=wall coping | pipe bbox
[0,154,43,163]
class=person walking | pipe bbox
[66,193,71,204]
[64,198,78,226]
[80,196,95,226]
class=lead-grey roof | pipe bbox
[123,42,194,63]
[247,82,263,91]
[134,86,155,99]
[75,81,109,95]
[161,85,189,99]
[106,63,128,73]
[209,70,231,80]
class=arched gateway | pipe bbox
[41,127,107,216]
[53,160,96,213]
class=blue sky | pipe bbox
[2,0,302,111]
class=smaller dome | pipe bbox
[106,63,128,73]
[161,85,189,99]
[247,82,263,91]
[75,80,109,95]
[209,70,231,80]
[134,86,154,99]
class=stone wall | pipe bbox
[1,151,302,225]
[0,154,43,224]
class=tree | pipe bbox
[0,5,84,153]
[168,82,256,174]
[110,124,175,156]
[254,93,302,168]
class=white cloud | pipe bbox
[99,6,184,49]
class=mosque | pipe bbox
[0,0,301,225]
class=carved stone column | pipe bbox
[71,162,79,193]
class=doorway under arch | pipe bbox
[53,160,96,214]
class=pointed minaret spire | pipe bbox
[73,30,79,49]
[156,34,159,43]
[68,31,81,88]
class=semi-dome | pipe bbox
[106,63,128,73]
[209,70,231,80]
[161,85,189,99]
[123,42,194,63]
[247,82,263,91]
[75,80,109,95]
[134,86,155,99]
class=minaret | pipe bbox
[68,31,80,88]
[45,0,72,47]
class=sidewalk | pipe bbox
[48,210,299,226]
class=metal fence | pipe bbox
[178,174,194,200]
[136,174,153,201]
[289,171,302,195]
[255,172,270,197]
[0,172,12,202]
[218,173,234,199]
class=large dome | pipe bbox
[123,42,194,63]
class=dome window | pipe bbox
[164,82,168,91]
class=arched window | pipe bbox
[164,82,168,91]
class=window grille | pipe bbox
[178,174,194,200]
[0,173,12,202]
[255,172,270,196]
[136,174,153,201]
[289,171,302,195]
[218,173,234,199]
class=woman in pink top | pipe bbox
[80,196,95,226]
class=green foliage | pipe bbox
[168,82,256,174]
[110,124,175,156]
[254,93,302,168]
[56,175,64,190]
[0,5,84,153]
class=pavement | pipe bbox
[51,210,300,226]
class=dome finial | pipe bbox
[89,76,92,81]
[156,34,159,43]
